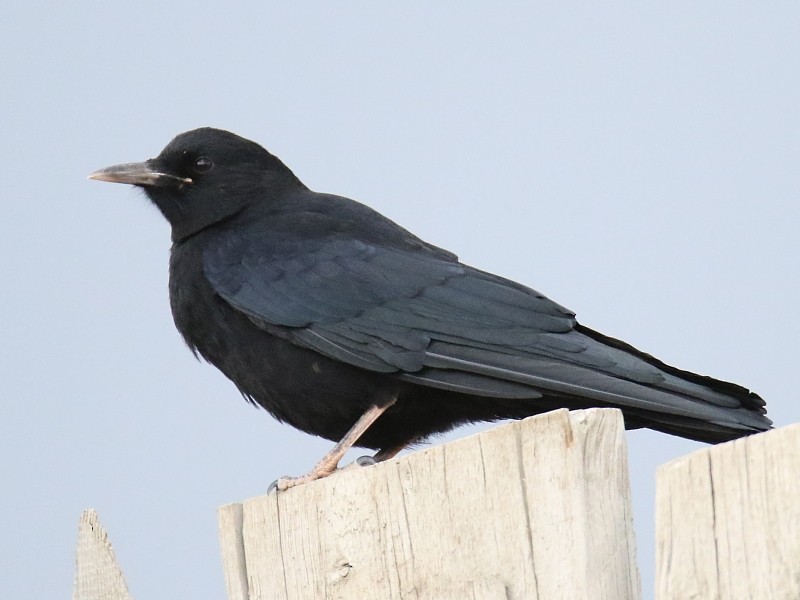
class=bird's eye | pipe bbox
[194,157,214,173]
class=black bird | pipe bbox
[90,128,771,489]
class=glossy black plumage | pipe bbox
[91,127,771,456]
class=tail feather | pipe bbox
[574,323,771,441]
[406,323,772,444]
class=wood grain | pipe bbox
[72,509,131,600]
[218,408,641,600]
[656,423,800,600]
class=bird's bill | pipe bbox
[88,161,192,187]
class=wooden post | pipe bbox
[656,423,800,599]
[72,509,132,600]
[218,408,641,600]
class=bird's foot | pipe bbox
[355,455,378,467]
[266,402,398,493]
[267,454,379,493]
[268,472,326,493]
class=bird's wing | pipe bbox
[203,230,768,433]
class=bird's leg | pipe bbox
[271,398,396,492]
[375,440,415,462]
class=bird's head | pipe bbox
[89,127,304,242]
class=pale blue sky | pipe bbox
[2,3,798,598]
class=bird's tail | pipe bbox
[573,324,771,443]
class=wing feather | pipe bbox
[202,227,768,434]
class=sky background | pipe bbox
[2,3,798,599]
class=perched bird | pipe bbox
[90,128,771,489]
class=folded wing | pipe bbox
[203,228,770,439]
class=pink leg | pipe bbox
[373,438,417,462]
[274,398,396,491]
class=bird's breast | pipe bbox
[166,237,399,443]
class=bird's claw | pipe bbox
[356,455,377,467]
[267,456,378,493]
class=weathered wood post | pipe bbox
[218,408,641,600]
[72,509,132,600]
[655,422,800,599]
